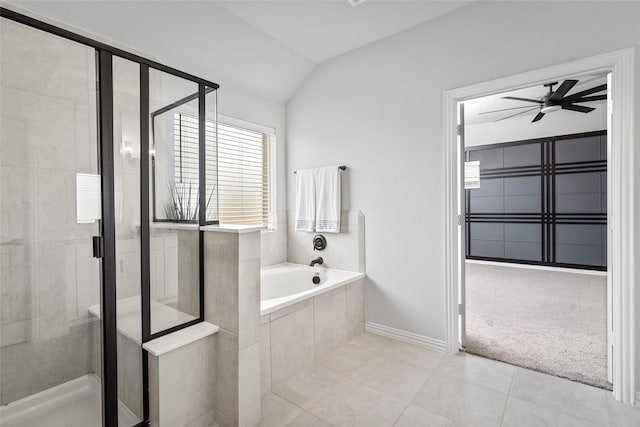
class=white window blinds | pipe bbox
[173,113,217,220]
[218,121,275,228]
[174,113,276,228]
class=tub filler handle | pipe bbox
[313,234,327,251]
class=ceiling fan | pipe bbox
[481,79,607,123]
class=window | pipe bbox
[173,113,217,220]
[174,113,276,228]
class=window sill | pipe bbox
[200,224,264,234]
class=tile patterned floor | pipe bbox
[259,333,640,427]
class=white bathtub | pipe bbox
[260,263,364,315]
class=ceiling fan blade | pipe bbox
[562,104,595,113]
[502,96,543,104]
[563,84,607,102]
[548,79,578,101]
[479,105,539,115]
[494,107,539,122]
[569,95,607,103]
[532,112,545,122]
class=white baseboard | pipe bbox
[365,322,446,353]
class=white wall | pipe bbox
[465,105,607,147]
[286,0,640,385]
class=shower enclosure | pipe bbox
[0,8,218,427]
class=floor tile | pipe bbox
[394,404,464,427]
[411,371,507,427]
[287,411,333,427]
[381,339,444,370]
[350,355,431,402]
[259,393,302,427]
[435,352,515,394]
[314,341,378,377]
[349,333,394,352]
[273,364,344,409]
[510,367,609,425]
[306,378,407,427]
[603,391,640,427]
[502,397,603,427]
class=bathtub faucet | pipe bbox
[309,257,324,267]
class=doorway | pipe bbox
[443,49,636,404]
[459,79,610,387]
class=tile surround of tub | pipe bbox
[270,303,316,385]
[287,210,365,272]
[346,279,365,339]
[260,278,365,395]
[260,211,287,267]
[314,287,348,359]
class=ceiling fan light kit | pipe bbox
[540,104,562,114]
[485,78,607,123]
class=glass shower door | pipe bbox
[0,17,105,426]
[112,54,145,426]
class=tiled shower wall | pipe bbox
[0,21,178,407]
[0,20,99,404]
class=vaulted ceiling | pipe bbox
[215,1,472,63]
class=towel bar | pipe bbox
[294,165,347,174]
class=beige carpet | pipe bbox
[464,262,610,389]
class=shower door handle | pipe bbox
[92,235,104,258]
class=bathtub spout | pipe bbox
[309,257,324,267]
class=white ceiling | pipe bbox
[464,74,608,126]
[215,1,473,63]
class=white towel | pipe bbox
[295,169,316,232]
[315,166,341,233]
